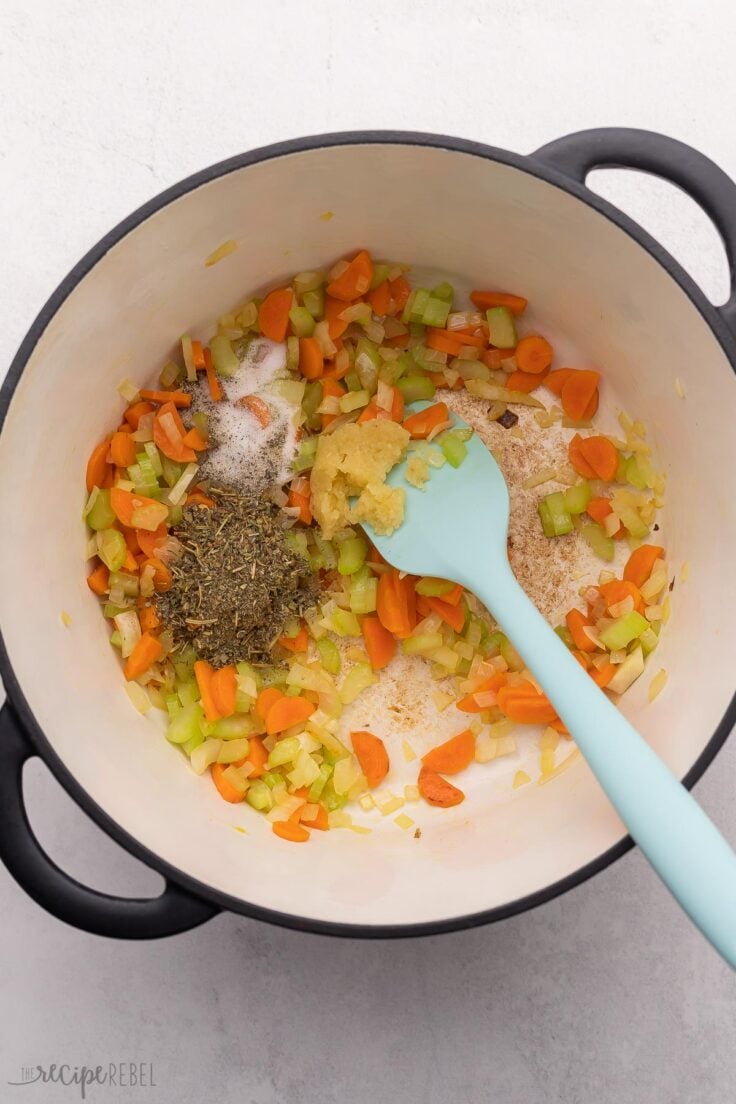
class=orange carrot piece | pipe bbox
[139,390,192,408]
[320,378,346,428]
[566,607,597,652]
[286,488,312,524]
[87,562,109,595]
[423,594,465,633]
[402,402,449,439]
[470,290,528,315]
[578,435,618,481]
[545,368,575,396]
[506,368,549,393]
[210,665,237,718]
[110,487,162,528]
[181,426,209,450]
[245,735,268,778]
[138,603,161,633]
[497,682,558,725]
[278,624,309,653]
[376,569,416,638]
[123,401,155,429]
[110,431,137,468]
[200,348,223,402]
[428,328,485,349]
[211,763,245,804]
[388,275,411,314]
[186,490,215,508]
[361,615,397,671]
[190,340,206,370]
[299,336,324,380]
[568,433,598,479]
[86,440,112,492]
[591,663,617,688]
[422,729,475,775]
[438,583,463,607]
[455,672,507,713]
[272,819,310,843]
[256,687,284,722]
[140,557,172,592]
[623,544,665,588]
[326,250,373,301]
[257,287,293,342]
[351,730,389,789]
[560,369,600,421]
[586,497,613,525]
[300,803,329,830]
[599,578,645,614]
[265,696,316,736]
[324,296,351,340]
[194,659,222,722]
[153,401,197,462]
[367,281,392,316]
[418,766,465,808]
[426,330,464,357]
[236,394,271,427]
[124,632,163,681]
[514,335,553,374]
[122,549,139,574]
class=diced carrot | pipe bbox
[576,435,618,481]
[439,583,463,607]
[123,632,163,681]
[87,562,109,595]
[139,390,192,408]
[140,557,172,592]
[326,250,373,301]
[402,402,449,439]
[86,439,112,492]
[186,490,216,508]
[245,735,268,778]
[506,367,549,393]
[417,766,465,808]
[545,368,575,396]
[351,730,389,788]
[122,549,139,574]
[591,663,617,688]
[566,607,597,652]
[258,287,293,342]
[181,426,209,450]
[202,348,223,402]
[211,763,245,804]
[560,369,600,421]
[455,671,507,712]
[138,603,161,633]
[361,615,397,670]
[623,544,665,588]
[300,803,329,830]
[210,665,237,718]
[367,281,392,316]
[133,524,165,559]
[287,481,312,524]
[110,487,162,528]
[358,387,404,424]
[423,594,465,633]
[497,682,558,724]
[514,335,553,374]
[273,819,310,843]
[599,578,645,614]
[428,328,485,349]
[324,296,351,341]
[256,687,284,723]
[123,528,140,556]
[153,401,197,462]
[266,696,316,736]
[319,378,346,427]
[124,401,155,429]
[384,332,410,349]
[573,649,592,670]
[194,659,221,722]
[586,497,613,525]
[236,394,271,428]
[388,275,411,314]
[470,290,528,315]
[376,569,416,638]
[110,431,137,468]
[422,729,474,775]
[299,336,324,380]
[426,330,464,357]
[278,624,309,653]
[568,433,598,479]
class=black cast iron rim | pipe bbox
[1,129,735,939]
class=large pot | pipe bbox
[1,128,735,939]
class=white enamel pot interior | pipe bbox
[1,132,736,936]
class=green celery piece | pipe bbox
[317,638,341,675]
[600,611,650,650]
[143,441,164,477]
[339,661,376,703]
[314,533,337,570]
[262,771,283,789]
[439,432,468,469]
[539,491,573,536]
[167,703,205,745]
[97,529,127,572]
[308,762,334,802]
[302,380,323,430]
[211,715,255,739]
[625,455,648,489]
[580,522,615,562]
[337,535,368,575]
[217,738,251,764]
[355,336,381,368]
[498,633,525,671]
[210,335,240,377]
[408,288,431,324]
[86,489,116,531]
[192,412,209,439]
[291,437,318,473]
[554,625,575,648]
[395,352,414,379]
[564,480,592,516]
[267,736,301,768]
[397,374,436,404]
[183,730,205,756]
[103,602,130,619]
[332,608,361,637]
[108,572,139,598]
[537,498,555,538]
[486,306,517,348]
[349,572,377,615]
[431,281,454,303]
[165,693,181,718]
[168,503,184,526]
[402,632,444,655]
[415,577,455,597]
[421,296,451,328]
[161,455,183,488]
[616,503,650,539]
[344,369,362,392]
[321,780,348,812]
[109,630,122,650]
[289,306,315,337]
[246,780,273,812]
[370,263,391,290]
[302,287,325,319]
[285,529,309,561]
[615,454,629,483]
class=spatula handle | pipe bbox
[473,562,736,968]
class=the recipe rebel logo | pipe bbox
[8,1062,156,1098]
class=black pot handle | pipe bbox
[0,703,218,938]
[532,127,736,338]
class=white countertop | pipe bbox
[1,1,735,1100]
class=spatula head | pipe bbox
[361,404,510,584]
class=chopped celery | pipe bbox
[337,535,368,575]
[302,287,324,318]
[344,369,362,392]
[486,306,517,348]
[165,693,181,718]
[86,489,116,531]
[416,577,456,597]
[308,761,334,802]
[616,503,650,539]
[498,633,525,671]
[402,632,444,655]
[211,715,256,739]
[313,533,336,569]
[143,441,164,477]
[485,629,505,656]
[397,374,436,404]
[349,570,377,615]
[246,780,273,812]
[339,662,377,704]
[599,611,650,651]
[625,455,648,490]
[580,522,615,561]
[640,627,659,656]
[285,529,309,561]
[103,602,131,619]
[291,437,318,473]
[289,306,315,337]
[554,625,575,648]
[259,665,289,688]
[210,334,240,377]
[564,480,592,516]
[431,281,454,303]
[286,335,300,371]
[370,263,391,290]
[168,504,184,526]
[538,492,573,537]
[421,296,451,328]
[301,380,323,428]
[317,638,341,675]
[439,431,468,468]
[340,390,370,413]
[355,336,381,369]
[607,645,645,694]
[109,630,122,650]
[109,571,139,597]
[167,703,204,745]
[217,738,250,764]
[331,608,361,637]
[97,529,127,572]
[406,288,431,324]
[267,737,301,768]
[177,681,199,708]
[182,730,205,756]
[321,780,348,811]
[161,455,183,488]
[159,359,182,388]
[261,771,282,790]
[615,453,629,482]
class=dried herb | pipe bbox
[158,485,316,666]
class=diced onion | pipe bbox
[313,320,336,357]
[131,413,155,442]
[165,462,199,506]
[117,377,141,403]
[204,239,237,267]
[125,681,151,714]
[522,467,557,490]
[113,610,141,658]
[190,739,223,775]
[648,668,668,701]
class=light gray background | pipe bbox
[1,2,734,1101]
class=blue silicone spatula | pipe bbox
[362,404,736,968]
